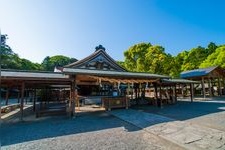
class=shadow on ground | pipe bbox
[2,97,225,147]
[1,111,139,146]
[133,98,225,121]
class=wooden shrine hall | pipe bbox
[1,45,197,120]
[181,66,225,98]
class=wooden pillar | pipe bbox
[138,83,141,98]
[33,89,36,112]
[218,78,222,96]
[5,88,9,105]
[172,85,176,103]
[71,79,76,117]
[212,78,215,96]
[17,89,20,103]
[181,84,184,98]
[153,83,158,106]
[126,83,130,109]
[190,83,194,102]
[202,77,206,99]
[25,89,28,104]
[223,78,225,95]
[174,85,177,103]
[20,82,25,121]
[208,78,212,97]
[158,84,162,108]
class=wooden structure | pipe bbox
[181,66,225,98]
[1,45,199,120]
[161,79,199,103]
[1,70,72,120]
[102,96,129,111]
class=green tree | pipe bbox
[123,43,173,75]
[1,34,21,69]
[206,42,217,55]
[145,45,170,74]
[41,55,77,71]
[116,61,126,69]
[19,58,41,70]
[200,45,225,68]
[171,51,189,77]
[124,43,151,72]
[181,46,207,71]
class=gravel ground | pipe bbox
[1,111,183,150]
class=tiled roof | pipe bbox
[162,79,199,84]
[63,68,169,79]
[180,66,218,78]
[1,69,70,79]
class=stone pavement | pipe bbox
[110,109,225,150]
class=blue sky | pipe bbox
[0,0,225,63]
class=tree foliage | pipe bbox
[124,43,173,75]
[181,46,208,71]
[124,43,151,72]
[200,45,225,68]
[122,42,224,77]
[41,55,77,71]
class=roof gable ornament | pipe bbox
[95,45,105,51]
[64,45,126,71]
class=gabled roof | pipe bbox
[180,66,218,79]
[64,47,126,72]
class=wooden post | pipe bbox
[5,88,9,105]
[172,85,176,103]
[223,78,225,95]
[208,78,212,97]
[71,79,76,117]
[174,85,177,103]
[159,84,162,108]
[181,84,184,98]
[33,89,36,112]
[218,78,222,96]
[17,89,20,103]
[25,89,28,104]
[202,77,206,99]
[153,83,158,106]
[126,83,130,109]
[190,83,194,102]
[20,82,25,121]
